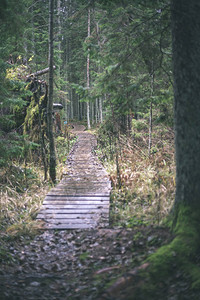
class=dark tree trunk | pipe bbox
[87,8,91,129]
[47,0,56,183]
[171,0,200,208]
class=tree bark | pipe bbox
[172,0,200,208]
[148,61,154,156]
[87,8,91,129]
[57,0,61,76]
[47,0,56,183]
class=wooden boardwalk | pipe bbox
[37,125,111,229]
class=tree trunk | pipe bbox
[96,20,103,123]
[148,63,154,156]
[99,97,103,123]
[137,2,200,291]
[47,0,56,183]
[87,8,91,129]
[57,0,61,76]
[172,0,200,209]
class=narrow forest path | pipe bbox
[37,124,111,229]
[0,126,193,300]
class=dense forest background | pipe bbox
[0,0,174,230]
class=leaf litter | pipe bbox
[0,225,196,300]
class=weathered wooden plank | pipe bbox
[45,195,109,201]
[43,197,109,205]
[47,191,111,196]
[39,207,108,215]
[60,181,110,185]
[37,213,108,219]
[55,185,111,190]
[41,205,109,210]
[39,207,109,217]
[43,201,109,206]
[46,194,110,198]
[41,204,109,209]
[39,218,97,224]
[45,223,94,229]
[42,202,109,210]
[49,186,109,195]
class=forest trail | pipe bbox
[37,124,111,229]
[0,125,189,300]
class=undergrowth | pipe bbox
[96,117,175,227]
[0,130,76,262]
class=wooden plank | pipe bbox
[50,188,111,192]
[46,193,110,200]
[45,195,110,201]
[40,219,97,224]
[41,203,109,211]
[45,223,94,229]
[41,200,110,206]
[39,208,108,215]
[56,185,111,189]
[43,201,110,209]
[39,212,109,216]
[41,204,109,209]
[60,181,110,184]
[37,213,108,219]
[47,192,111,196]
[42,209,108,213]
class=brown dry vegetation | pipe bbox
[97,118,175,228]
[0,133,76,239]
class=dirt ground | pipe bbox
[0,225,198,300]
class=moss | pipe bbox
[79,252,89,261]
[140,204,200,294]
[39,94,45,105]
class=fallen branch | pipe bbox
[27,66,56,78]
[94,265,121,275]
[98,263,149,300]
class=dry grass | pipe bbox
[0,163,50,235]
[97,121,175,227]
[0,131,76,237]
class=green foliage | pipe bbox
[0,245,14,263]
[56,135,77,164]
[0,132,23,167]
[79,252,90,261]
[132,119,148,131]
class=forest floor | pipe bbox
[0,125,199,299]
[0,226,197,300]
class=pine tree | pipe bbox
[47,0,56,183]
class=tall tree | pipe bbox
[141,0,200,293]
[86,7,91,129]
[47,0,56,183]
[172,0,200,210]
